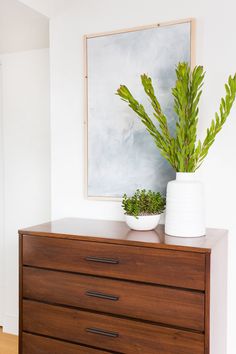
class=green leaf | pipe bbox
[116,63,236,172]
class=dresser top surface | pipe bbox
[19,218,227,253]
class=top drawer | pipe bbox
[22,235,206,290]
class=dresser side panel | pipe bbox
[210,233,228,354]
[19,234,23,354]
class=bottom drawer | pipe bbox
[23,300,204,354]
[22,333,110,354]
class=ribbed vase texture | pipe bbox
[165,173,206,237]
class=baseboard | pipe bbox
[0,312,3,326]
[3,314,18,335]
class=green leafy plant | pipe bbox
[122,189,166,218]
[116,62,236,172]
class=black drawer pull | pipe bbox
[85,256,119,264]
[86,327,119,338]
[85,290,119,301]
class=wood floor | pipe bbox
[0,328,18,354]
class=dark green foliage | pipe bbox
[122,189,166,218]
[116,62,236,172]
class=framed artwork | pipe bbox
[84,19,195,200]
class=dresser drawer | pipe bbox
[23,267,205,331]
[23,300,204,354]
[22,333,110,354]
[22,235,206,290]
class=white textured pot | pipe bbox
[125,215,161,231]
[165,172,206,237]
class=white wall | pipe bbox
[0,65,4,325]
[18,0,76,18]
[0,0,49,54]
[50,0,236,352]
[0,48,50,334]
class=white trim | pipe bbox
[2,314,18,335]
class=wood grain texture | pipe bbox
[22,333,110,354]
[19,217,227,253]
[19,235,23,354]
[22,235,206,290]
[0,328,18,354]
[23,300,205,354]
[205,253,211,354]
[209,235,228,354]
[23,266,205,331]
[19,219,228,354]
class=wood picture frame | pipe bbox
[84,18,195,201]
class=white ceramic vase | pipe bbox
[165,172,206,238]
[125,214,161,231]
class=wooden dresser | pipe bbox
[19,218,227,354]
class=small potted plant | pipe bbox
[122,189,166,231]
